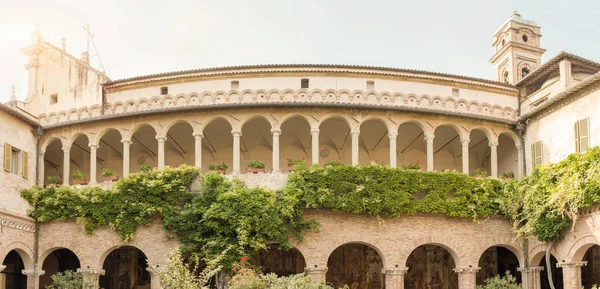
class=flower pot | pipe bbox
[103,175,119,182]
[72,179,88,185]
[210,169,227,174]
[246,168,265,174]
[288,165,295,172]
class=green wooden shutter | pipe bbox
[575,120,581,152]
[579,118,590,152]
[4,143,11,172]
[22,151,28,179]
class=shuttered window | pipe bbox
[3,143,27,178]
[22,151,28,179]
[575,118,590,152]
[4,143,11,172]
[531,141,543,167]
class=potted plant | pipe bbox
[286,158,307,172]
[473,168,488,178]
[139,165,153,173]
[102,168,119,182]
[46,175,62,187]
[71,170,87,185]
[324,159,344,168]
[246,160,265,174]
[401,160,421,170]
[501,171,515,180]
[208,162,228,174]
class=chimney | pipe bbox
[80,51,89,64]
[61,38,67,51]
[9,85,17,107]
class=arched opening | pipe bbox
[359,119,389,165]
[69,134,90,184]
[165,122,194,167]
[280,116,311,171]
[202,118,233,174]
[100,246,151,289]
[130,125,158,173]
[539,254,563,289]
[405,245,457,289]
[477,246,521,285]
[433,125,462,172]
[503,71,510,83]
[582,244,600,289]
[250,244,306,276]
[43,139,63,186]
[326,243,384,289]
[40,249,81,288]
[1,250,26,289]
[467,129,491,176]
[97,129,123,182]
[397,122,426,169]
[521,67,530,79]
[319,117,352,166]
[241,117,273,173]
[497,134,518,179]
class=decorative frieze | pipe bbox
[0,213,36,233]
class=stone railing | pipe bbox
[38,89,518,126]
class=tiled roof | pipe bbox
[517,51,600,86]
[0,103,40,127]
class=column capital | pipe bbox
[77,268,105,275]
[88,143,99,149]
[22,269,45,277]
[38,151,45,156]
[556,261,587,268]
[350,130,360,138]
[271,128,281,135]
[388,132,398,139]
[155,135,167,142]
[384,267,409,275]
[461,138,470,145]
[516,144,523,150]
[0,265,5,272]
[517,266,544,273]
[453,267,480,274]
[424,133,435,142]
[62,146,71,152]
[311,128,320,135]
[304,266,328,274]
[193,132,204,139]
[231,129,242,136]
[146,266,167,275]
[121,139,133,145]
[489,141,498,148]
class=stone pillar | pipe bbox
[22,268,44,289]
[38,151,45,185]
[156,136,166,169]
[271,128,281,173]
[384,267,408,289]
[425,134,434,171]
[304,267,328,284]
[516,144,524,178]
[77,268,104,289]
[557,262,586,289]
[232,130,242,174]
[0,265,6,289]
[147,267,165,289]
[89,144,98,184]
[461,138,470,174]
[559,59,572,89]
[193,133,203,170]
[121,139,132,177]
[62,146,70,185]
[389,132,398,168]
[311,129,319,166]
[351,130,360,166]
[490,142,498,178]
[518,266,544,289]
[454,267,479,289]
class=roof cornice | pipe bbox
[517,51,600,87]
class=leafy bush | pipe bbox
[46,175,62,186]
[209,162,229,170]
[230,273,333,289]
[287,158,307,167]
[473,168,488,178]
[72,170,86,180]
[501,171,514,179]
[140,165,153,173]
[102,168,115,177]
[324,160,343,167]
[476,271,521,289]
[46,270,93,289]
[401,160,421,170]
[247,160,266,169]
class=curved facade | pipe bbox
[2,12,600,289]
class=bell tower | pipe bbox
[490,11,545,84]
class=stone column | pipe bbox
[193,133,203,170]
[557,262,586,289]
[490,142,498,178]
[147,267,165,289]
[121,139,132,177]
[38,151,45,185]
[516,144,524,178]
[518,266,544,289]
[77,268,104,289]
[351,130,360,166]
[389,132,398,168]
[22,268,44,289]
[425,134,434,171]
[454,267,479,289]
[156,136,166,169]
[461,138,470,174]
[384,267,408,289]
[89,144,98,184]
[0,265,6,289]
[271,128,281,173]
[62,146,70,185]
[304,267,328,284]
[232,130,242,174]
[311,129,319,166]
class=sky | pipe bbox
[1,0,599,102]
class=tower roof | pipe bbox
[494,11,539,34]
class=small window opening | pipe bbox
[521,67,530,78]
[160,87,169,95]
[11,148,19,174]
[301,79,309,89]
[50,94,58,104]
[366,80,375,90]
[501,39,506,46]
[503,71,510,83]
[452,88,459,97]
[231,81,239,90]
[522,35,528,42]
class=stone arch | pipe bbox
[359,117,391,165]
[324,240,387,269]
[0,242,34,269]
[41,136,63,152]
[202,116,234,173]
[280,114,313,168]
[163,119,200,137]
[476,244,522,285]
[326,241,386,289]
[251,244,307,277]
[529,243,562,266]
[319,115,354,165]
[99,245,152,289]
[66,132,90,149]
[39,246,86,267]
[434,123,466,141]
[280,113,315,130]
[359,116,394,132]
[402,239,463,269]
[567,235,600,262]
[39,247,83,288]
[319,114,356,131]
[95,244,149,270]
[93,128,124,147]
[433,123,464,172]
[498,130,520,146]
[239,114,276,130]
[130,123,158,136]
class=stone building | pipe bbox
[1,12,599,289]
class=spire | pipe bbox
[9,85,17,106]
[30,24,41,45]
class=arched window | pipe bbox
[521,67,530,78]
[503,71,510,83]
